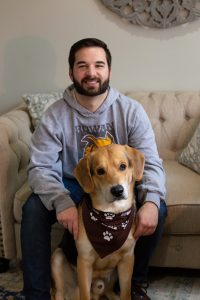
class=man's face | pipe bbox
[69,47,111,96]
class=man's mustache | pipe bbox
[82,76,100,83]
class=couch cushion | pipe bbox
[178,122,200,174]
[163,160,200,235]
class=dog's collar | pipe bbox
[82,194,135,258]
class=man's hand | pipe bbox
[134,202,159,239]
[57,206,78,240]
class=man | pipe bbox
[21,38,167,300]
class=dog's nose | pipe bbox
[110,185,124,198]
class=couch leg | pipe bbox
[0,257,10,273]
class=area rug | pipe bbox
[0,262,200,300]
[148,267,200,300]
[0,288,24,300]
[0,261,24,299]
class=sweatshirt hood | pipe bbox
[63,84,119,118]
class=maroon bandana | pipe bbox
[82,195,135,258]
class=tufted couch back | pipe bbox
[126,91,200,160]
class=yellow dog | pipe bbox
[51,144,144,300]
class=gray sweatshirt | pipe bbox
[28,85,166,214]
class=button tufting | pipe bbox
[185,115,190,121]
[159,116,165,122]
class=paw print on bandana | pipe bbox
[103,231,113,241]
[104,212,115,220]
[90,212,98,222]
[121,221,129,229]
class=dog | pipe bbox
[51,144,145,300]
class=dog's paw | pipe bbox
[103,231,113,241]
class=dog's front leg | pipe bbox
[118,254,134,300]
[51,248,67,300]
[77,256,93,300]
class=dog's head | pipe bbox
[74,144,144,208]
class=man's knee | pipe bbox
[22,193,57,229]
[22,193,45,218]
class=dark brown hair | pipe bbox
[68,38,112,70]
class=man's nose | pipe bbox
[86,65,96,76]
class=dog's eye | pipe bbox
[97,168,105,175]
[119,164,126,171]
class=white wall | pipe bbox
[1,0,200,114]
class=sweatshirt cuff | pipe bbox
[144,192,161,209]
[54,195,75,214]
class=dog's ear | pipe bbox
[74,155,94,193]
[124,145,145,181]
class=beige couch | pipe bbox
[0,91,200,269]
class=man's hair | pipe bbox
[68,38,112,70]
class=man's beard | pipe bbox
[72,76,110,97]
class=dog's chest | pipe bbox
[93,232,135,270]
[80,196,135,259]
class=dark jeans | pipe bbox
[132,200,167,284]
[21,179,167,300]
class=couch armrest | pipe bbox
[0,104,32,258]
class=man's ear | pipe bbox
[125,145,145,181]
[74,155,94,193]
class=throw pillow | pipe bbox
[178,122,200,174]
[23,92,63,128]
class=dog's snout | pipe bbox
[110,185,124,198]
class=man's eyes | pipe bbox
[96,64,105,68]
[77,64,105,69]
[78,64,87,69]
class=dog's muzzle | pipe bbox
[110,184,124,200]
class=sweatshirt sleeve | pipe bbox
[128,104,166,209]
[28,109,75,214]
